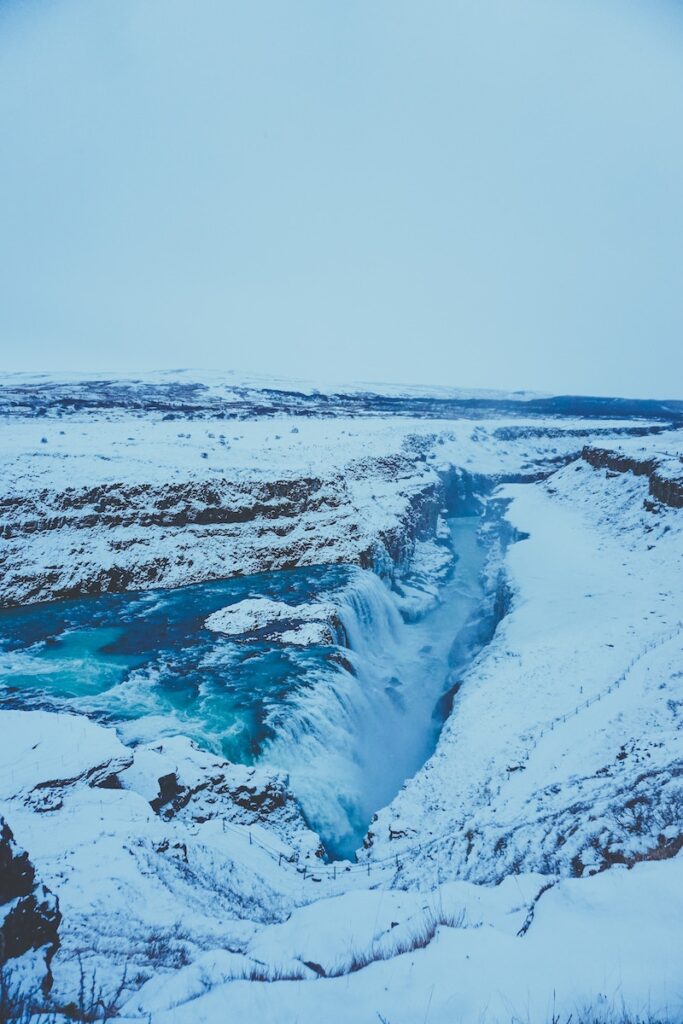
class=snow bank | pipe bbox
[0,710,131,799]
[121,857,683,1024]
[205,597,338,645]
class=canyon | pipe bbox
[1,373,682,1023]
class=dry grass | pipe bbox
[229,906,466,984]
[0,965,57,1024]
[327,907,465,978]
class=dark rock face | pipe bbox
[0,818,60,990]
[0,455,441,608]
[0,477,330,541]
[1,889,60,962]
[226,781,289,816]
[374,482,443,569]
[581,446,683,508]
[0,821,34,906]
[150,772,185,814]
[149,769,293,824]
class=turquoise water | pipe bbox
[0,564,354,765]
[0,519,490,858]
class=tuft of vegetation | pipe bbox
[0,958,128,1024]
[143,928,191,970]
[0,964,56,1024]
[242,964,308,983]
[327,907,466,978]
[57,957,128,1022]
[513,993,683,1024]
[543,1009,680,1024]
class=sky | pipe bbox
[1,0,682,398]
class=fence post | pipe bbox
[249,832,252,846]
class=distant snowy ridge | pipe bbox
[2,370,681,424]
[0,367,551,402]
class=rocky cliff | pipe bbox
[582,444,683,508]
[0,817,61,995]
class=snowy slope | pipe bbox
[2,703,681,1023]
[123,858,683,1024]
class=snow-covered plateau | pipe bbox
[0,373,682,1024]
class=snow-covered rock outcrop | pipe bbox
[581,437,683,508]
[0,711,325,1013]
[205,597,340,646]
[0,817,60,996]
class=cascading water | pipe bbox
[259,516,490,859]
[258,571,407,858]
[0,515,499,862]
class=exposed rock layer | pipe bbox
[582,445,683,508]
[0,817,61,991]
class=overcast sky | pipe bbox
[1,0,682,398]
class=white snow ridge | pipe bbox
[0,373,682,1024]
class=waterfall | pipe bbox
[335,570,404,659]
[260,518,492,861]
[259,569,408,860]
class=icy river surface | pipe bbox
[0,517,490,858]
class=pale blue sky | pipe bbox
[1,0,682,397]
